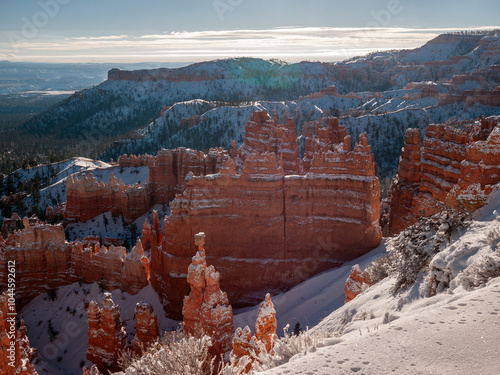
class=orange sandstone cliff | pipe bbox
[387,116,500,234]
[151,111,381,319]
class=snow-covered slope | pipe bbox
[257,186,500,375]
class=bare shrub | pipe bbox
[119,328,217,375]
[461,252,500,290]
[221,325,325,374]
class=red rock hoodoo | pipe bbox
[182,232,234,358]
[86,293,127,373]
[132,301,159,354]
[151,111,381,319]
[0,292,38,375]
[232,293,278,371]
[387,116,500,234]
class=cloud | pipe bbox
[1,26,498,63]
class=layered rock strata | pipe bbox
[0,220,149,309]
[387,116,500,234]
[151,111,381,319]
[238,111,299,175]
[65,147,228,223]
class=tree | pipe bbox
[293,322,302,336]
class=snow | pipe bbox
[21,283,178,375]
[255,184,500,375]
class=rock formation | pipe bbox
[238,111,299,174]
[254,294,278,353]
[64,173,130,222]
[132,302,159,354]
[82,364,102,375]
[0,292,38,375]
[118,154,152,168]
[387,116,500,234]
[148,147,226,205]
[0,220,149,310]
[86,293,127,373]
[182,232,234,357]
[232,293,277,371]
[151,111,381,319]
[0,220,73,308]
[71,239,149,294]
[65,148,228,224]
[344,264,372,303]
[385,128,422,234]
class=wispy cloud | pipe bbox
[2,26,498,63]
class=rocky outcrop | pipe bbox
[302,117,349,173]
[71,239,149,295]
[118,154,152,168]
[0,220,73,308]
[0,220,149,310]
[447,118,500,212]
[385,128,422,234]
[344,264,372,303]
[132,302,159,354]
[152,111,381,319]
[148,147,227,205]
[0,292,38,375]
[64,173,129,222]
[86,293,128,373]
[387,117,500,234]
[65,148,228,224]
[238,111,299,175]
[254,294,278,353]
[232,294,277,371]
[182,233,234,358]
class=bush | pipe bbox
[461,251,500,290]
[47,288,58,301]
[388,208,469,293]
[222,325,325,374]
[119,329,216,375]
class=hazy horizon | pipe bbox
[1,1,499,63]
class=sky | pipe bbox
[0,0,499,63]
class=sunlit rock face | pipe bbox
[182,232,234,358]
[386,116,500,234]
[151,111,381,319]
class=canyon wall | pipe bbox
[387,116,500,234]
[151,111,381,319]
